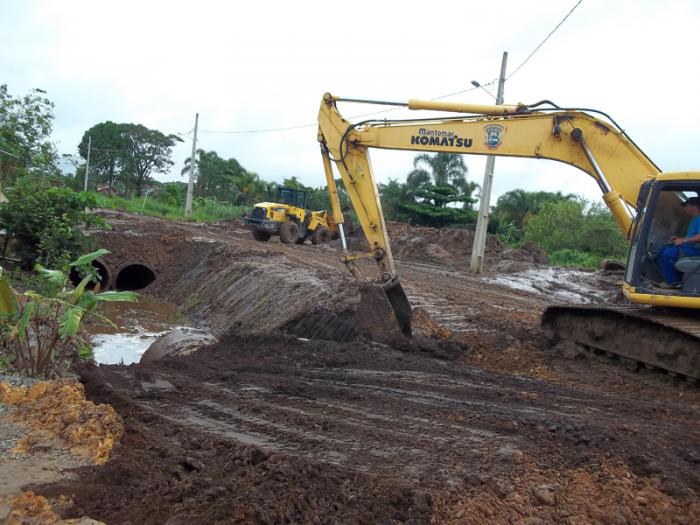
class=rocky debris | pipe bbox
[532,484,557,506]
[140,327,217,363]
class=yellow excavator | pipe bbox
[317,92,700,381]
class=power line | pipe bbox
[198,80,500,135]
[199,122,316,135]
[507,0,584,80]
[0,148,20,159]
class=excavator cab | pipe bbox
[625,175,700,296]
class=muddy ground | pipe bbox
[35,212,700,523]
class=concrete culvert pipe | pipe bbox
[69,259,111,291]
[115,263,156,291]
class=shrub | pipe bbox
[549,249,604,269]
[0,178,105,269]
[0,249,137,377]
[523,199,627,265]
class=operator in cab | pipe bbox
[656,196,700,288]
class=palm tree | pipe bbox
[407,153,469,191]
[406,153,479,209]
[494,189,577,229]
[234,171,263,205]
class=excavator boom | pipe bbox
[318,93,700,379]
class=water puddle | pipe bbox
[85,296,189,365]
[489,267,613,303]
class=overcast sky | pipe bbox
[2,0,698,203]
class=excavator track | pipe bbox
[541,305,700,382]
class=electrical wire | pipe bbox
[189,0,585,137]
[81,3,582,139]
[198,79,500,135]
[507,0,584,80]
[333,101,660,173]
[0,148,20,159]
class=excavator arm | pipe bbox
[317,92,661,337]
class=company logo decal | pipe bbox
[410,128,473,148]
[484,125,504,149]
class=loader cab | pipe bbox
[277,187,308,210]
[626,175,700,294]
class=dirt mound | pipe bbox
[434,457,699,524]
[374,222,544,271]
[0,491,103,525]
[0,381,123,464]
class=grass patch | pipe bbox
[548,249,622,269]
[92,194,246,222]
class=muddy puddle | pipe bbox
[85,296,189,364]
[489,267,616,304]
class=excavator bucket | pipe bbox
[353,281,412,344]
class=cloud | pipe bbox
[2,0,698,202]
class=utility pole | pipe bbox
[469,51,508,273]
[185,113,199,218]
[83,135,92,191]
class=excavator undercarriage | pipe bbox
[542,305,700,382]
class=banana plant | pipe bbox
[0,249,138,377]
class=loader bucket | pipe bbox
[353,281,412,344]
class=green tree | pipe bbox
[157,182,187,207]
[400,183,477,227]
[524,198,627,266]
[492,189,576,242]
[235,171,265,205]
[0,85,58,185]
[376,153,478,227]
[407,152,470,193]
[379,179,412,222]
[120,124,181,197]
[78,121,125,192]
[181,150,250,202]
[282,176,305,190]
[0,178,104,268]
[524,199,585,253]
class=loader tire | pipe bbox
[279,221,300,244]
[311,227,332,245]
[253,230,271,242]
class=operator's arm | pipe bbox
[673,234,700,245]
[673,217,700,245]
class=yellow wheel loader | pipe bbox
[245,187,336,245]
[317,92,700,381]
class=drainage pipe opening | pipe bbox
[115,263,156,291]
[69,259,111,291]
